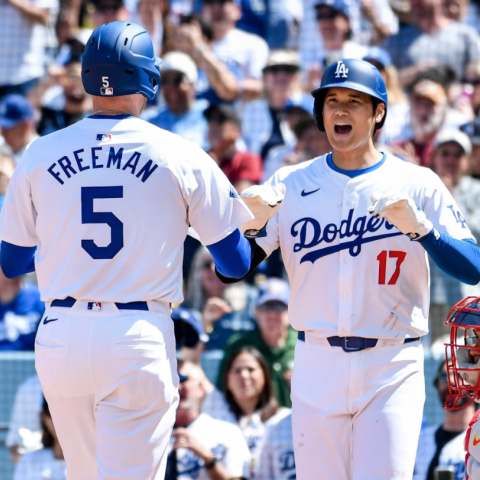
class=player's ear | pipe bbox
[375,103,386,124]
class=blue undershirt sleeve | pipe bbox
[418,230,480,285]
[207,229,252,279]
[0,241,36,279]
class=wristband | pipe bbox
[205,453,217,469]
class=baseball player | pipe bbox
[443,296,480,480]
[216,58,480,479]
[0,21,283,480]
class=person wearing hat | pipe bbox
[201,0,269,100]
[216,278,296,408]
[461,118,480,179]
[0,95,38,165]
[89,0,129,27]
[142,52,210,149]
[241,50,302,157]
[205,103,262,192]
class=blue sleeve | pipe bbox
[418,230,480,285]
[0,241,36,278]
[207,229,252,279]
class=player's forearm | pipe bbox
[207,229,252,279]
[0,241,36,278]
[418,231,480,285]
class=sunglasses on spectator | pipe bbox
[96,4,122,12]
[316,9,339,20]
[265,65,299,75]
[162,74,185,87]
[257,302,288,312]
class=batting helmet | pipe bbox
[311,59,387,132]
[82,21,161,100]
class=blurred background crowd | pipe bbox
[1,0,480,477]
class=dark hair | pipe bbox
[41,398,55,448]
[222,346,278,423]
[179,14,214,42]
[293,116,317,139]
[411,66,456,91]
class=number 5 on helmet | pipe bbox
[239,184,286,239]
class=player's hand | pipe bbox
[202,297,231,331]
[368,192,433,240]
[239,183,286,238]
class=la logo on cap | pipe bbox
[334,61,349,79]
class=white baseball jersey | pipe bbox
[257,153,475,339]
[168,413,251,480]
[255,412,295,480]
[0,115,253,303]
[13,448,66,480]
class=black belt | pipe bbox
[297,331,419,352]
[51,296,149,311]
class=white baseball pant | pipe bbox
[291,333,425,480]
[35,300,179,480]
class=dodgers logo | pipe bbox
[291,209,402,264]
[334,60,349,78]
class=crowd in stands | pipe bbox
[2,0,480,478]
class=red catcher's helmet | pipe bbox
[444,296,480,410]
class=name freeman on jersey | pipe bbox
[47,147,159,185]
[291,208,403,264]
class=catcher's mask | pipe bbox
[444,296,480,410]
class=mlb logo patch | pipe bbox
[87,302,103,311]
[96,133,112,141]
[229,185,240,199]
[100,87,114,96]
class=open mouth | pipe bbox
[334,123,352,135]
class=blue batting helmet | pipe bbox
[82,21,161,100]
[311,58,388,132]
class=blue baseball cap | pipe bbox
[363,47,392,69]
[315,0,351,18]
[257,278,290,306]
[172,308,209,347]
[0,94,35,130]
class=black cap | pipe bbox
[461,118,480,146]
[204,104,241,127]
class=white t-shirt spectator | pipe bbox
[212,28,269,81]
[0,0,58,85]
[6,374,43,453]
[255,412,295,480]
[13,448,66,480]
[167,413,251,480]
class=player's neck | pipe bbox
[331,142,383,171]
[92,94,147,118]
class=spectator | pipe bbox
[29,60,92,136]
[263,115,331,181]
[461,117,480,179]
[255,411,295,480]
[201,0,269,100]
[183,247,257,353]
[0,154,15,211]
[0,0,58,98]
[391,77,449,167]
[413,361,474,480]
[428,129,480,336]
[0,267,45,350]
[142,52,209,148]
[204,104,263,192]
[174,14,240,103]
[89,0,129,28]
[363,47,411,145]
[13,399,66,480]
[0,95,38,164]
[442,0,469,22]
[165,360,251,480]
[463,62,480,117]
[172,307,209,364]
[217,278,295,408]
[384,0,480,86]
[7,375,43,464]
[241,50,302,157]
[204,346,290,473]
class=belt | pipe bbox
[51,296,149,311]
[297,331,419,352]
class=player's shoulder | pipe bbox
[383,154,440,183]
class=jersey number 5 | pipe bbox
[81,186,124,259]
[377,251,406,285]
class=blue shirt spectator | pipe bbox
[0,277,44,351]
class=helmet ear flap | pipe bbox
[313,95,326,132]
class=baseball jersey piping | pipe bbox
[326,152,386,178]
